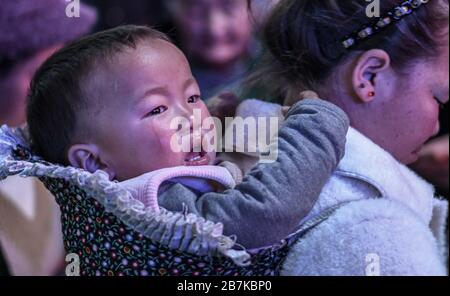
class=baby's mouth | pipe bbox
[185,150,210,166]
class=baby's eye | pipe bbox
[147,106,167,117]
[187,95,201,104]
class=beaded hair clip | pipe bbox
[341,0,430,49]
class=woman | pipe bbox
[248,0,448,275]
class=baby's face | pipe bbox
[84,40,216,181]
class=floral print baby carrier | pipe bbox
[0,126,336,276]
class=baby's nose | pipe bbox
[174,114,195,135]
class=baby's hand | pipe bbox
[207,92,240,122]
[282,90,319,116]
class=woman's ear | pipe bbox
[352,49,391,103]
[67,144,116,179]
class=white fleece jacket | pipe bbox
[281,127,448,276]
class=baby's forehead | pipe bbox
[95,39,188,77]
[82,39,192,104]
[123,38,185,61]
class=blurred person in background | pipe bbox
[163,0,280,128]
[0,0,96,275]
[166,0,255,99]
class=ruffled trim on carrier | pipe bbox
[0,125,251,266]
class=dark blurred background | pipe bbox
[83,0,173,33]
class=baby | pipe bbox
[26,25,349,249]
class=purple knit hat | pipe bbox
[0,0,97,60]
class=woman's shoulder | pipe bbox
[281,198,447,276]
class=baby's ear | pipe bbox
[67,144,115,179]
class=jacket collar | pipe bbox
[337,127,435,224]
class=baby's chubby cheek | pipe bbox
[207,151,217,165]
[155,130,187,164]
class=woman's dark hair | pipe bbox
[27,25,170,165]
[245,0,449,103]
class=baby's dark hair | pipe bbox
[246,0,449,103]
[27,25,170,165]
